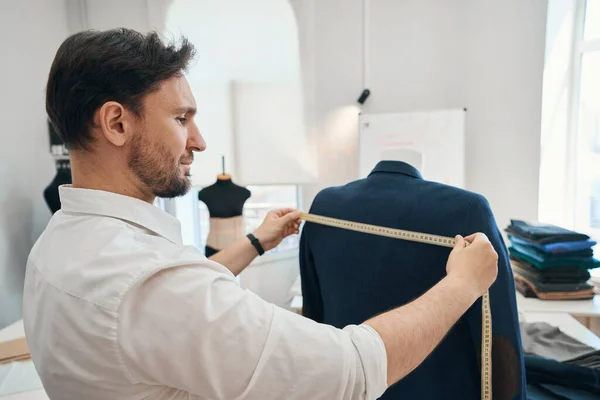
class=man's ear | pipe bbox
[96,101,134,147]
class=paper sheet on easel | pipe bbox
[359,109,466,188]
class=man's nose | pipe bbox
[188,123,206,152]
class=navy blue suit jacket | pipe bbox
[300,161,525,400]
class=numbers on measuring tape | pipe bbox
[300,212,493,400]
[481,292,492,400]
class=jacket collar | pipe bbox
[368,161,423,179]
[58,185,183,245]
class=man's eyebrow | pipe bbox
[174,106,197,116]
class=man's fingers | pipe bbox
[284,226,298,237]
[282,210,302,222]
[469,233,489,244]
[452,235,465,252]
[462,233,478,243]
[283,222,300,237]
[275,208,297,217]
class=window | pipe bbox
[197,185,301,255]
[573,0,600,238]
[540,0,600,239]
[584,0,600,40]
[576,48,600,235]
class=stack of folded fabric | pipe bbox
[506,220,598,300]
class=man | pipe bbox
[23,29,499,400]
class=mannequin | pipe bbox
[198,164,251,256]
[300,160,525,399]
[44,159,72,213]
[44,120,71,214]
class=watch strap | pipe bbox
[247,233,265,256]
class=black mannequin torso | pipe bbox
[44,160,72,214]
[198,177,251,257]
[197,178,251,218]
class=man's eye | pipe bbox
[176,117,187,124]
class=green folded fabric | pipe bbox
[509,247,600,270]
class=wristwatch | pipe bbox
[247,233,265,256]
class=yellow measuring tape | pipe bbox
[299,212,493,400]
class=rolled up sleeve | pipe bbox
[247,307,388,400]
[343,324,389,399]
[118,263,388,400]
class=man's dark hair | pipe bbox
[46,28,195,150]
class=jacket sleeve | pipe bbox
[299,220,324,322]
[461,194,526,400]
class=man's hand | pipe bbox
[446,233,498,299]
[253,208,302,252]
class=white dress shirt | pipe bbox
[23,186,387,400]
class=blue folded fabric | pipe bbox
[510,243,600,266]
[509,247,600,270]
[506,220,589,244]
[525,354,600,395]
[509,236,596,255]
[510,243,594,264]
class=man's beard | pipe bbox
[128,134,192,198]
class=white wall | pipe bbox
[299,0,548,230]
[463,1,546,229]
[67,0,172,33]
[166,0,301,85]
[0,0,70,328]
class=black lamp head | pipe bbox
[357,89,371,105]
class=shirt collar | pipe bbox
[59,185,183,245]
[368,161,423,179]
